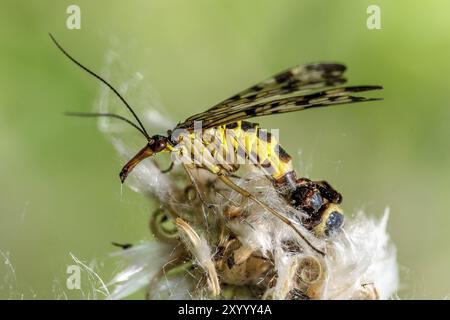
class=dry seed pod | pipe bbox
[184,185,198,202]
[220,259,248,286]
[217,238,271,286]
[272,256,299,299]
[149,208,179,244]
[175,218,221,296]
[233,245,254,265]
[297,255,322,284]
[295,256,325,299]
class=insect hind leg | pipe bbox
[217,174,325,256]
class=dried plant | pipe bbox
[91,49,399,300]
[105,150,398,300]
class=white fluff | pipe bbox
[107,242,175,300]
[322,209,398,299]
[175,218,220,297]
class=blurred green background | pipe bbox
[1,0,450,299]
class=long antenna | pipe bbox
[49,33,150,139]
[64,112,149,138]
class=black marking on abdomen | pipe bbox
[257,128,272,142]
[246,94,258,101]
[225,122,238,129]
[241,121,258,131]
[261,159,272,168]
[276,145,291,162]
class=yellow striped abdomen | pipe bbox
[175,121,294,182]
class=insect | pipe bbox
[50,34,382,256]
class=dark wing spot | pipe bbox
[305,63,346,74]
[275,71,294,83]
[349,96,367,102]
[246,94,258,101]
[281,83,299,92]
[271,101,281,108]
[346,85,383,92]
[251,85,264,92]
[303,104,324,109]
[325,78,347,86]
[229,94,241,101]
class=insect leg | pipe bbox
[161,161,174,174]
[217,174,325,256]
[182,164,214,209]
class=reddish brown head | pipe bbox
[119,135,168,183]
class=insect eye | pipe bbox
[325,211,344,236]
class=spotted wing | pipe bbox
[175,62,382,130]
[195,86,382,129]
[208,63,347,110]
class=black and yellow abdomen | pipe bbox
[175,121,295,183]
[223,121,294,181]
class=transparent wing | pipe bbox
[197,63,346,114]
[201,86,382,129]
[175,63,382,130]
